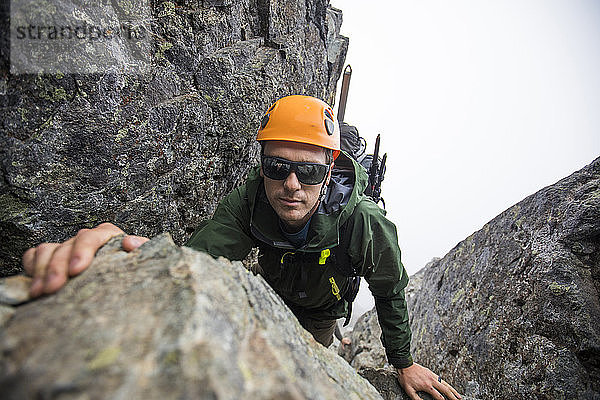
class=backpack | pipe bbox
[337,122,387,207]
[331,122,387,326]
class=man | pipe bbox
[22,95,461,400]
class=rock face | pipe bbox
[0,234,382,400]
[0,0,348,276]
[342,157,600,399]
[340,308,481,400]
[338,309,409,400]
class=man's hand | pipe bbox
[22,222,149,298]
[397,363,461,400]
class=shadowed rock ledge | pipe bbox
[341,157,600,399]
[0,234,382,399]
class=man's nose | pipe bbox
[283,171,302,191]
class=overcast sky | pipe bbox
[329,0,600,320]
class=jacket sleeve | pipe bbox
[347,199,413,369]
[184,183,255,261]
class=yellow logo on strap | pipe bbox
[329,277,341,300]
[280,251,295,265]
[319,249,331,265]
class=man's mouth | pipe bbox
[279,198,301,206]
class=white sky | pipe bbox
[329,0,600,321]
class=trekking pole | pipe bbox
[337,65,352,123]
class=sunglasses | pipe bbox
[261,156,330,185]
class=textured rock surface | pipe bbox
[0,0,348,276]
[338,299,386,372]
[339,309,481,400]
[342,157,600,399]
[0,234,382,400]
[0,305,15,326]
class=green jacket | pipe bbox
[185,153,413,368]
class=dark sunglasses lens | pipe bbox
[296,163,328,185]
[263,157,291,180]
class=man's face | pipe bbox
[261,141,331,231]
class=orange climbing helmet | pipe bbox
[257,95,341,160]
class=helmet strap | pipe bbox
[318,181,328,203]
